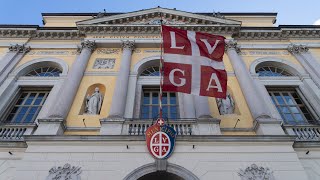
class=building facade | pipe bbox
[0,7,320,180]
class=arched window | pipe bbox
[256,66,292,77]
[140,66,160,76]
[25,67,62,77]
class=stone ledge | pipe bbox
[24,135,296,142]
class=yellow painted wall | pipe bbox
[0,48,7,61]
[65,76,117,127]
[309,49,320,64]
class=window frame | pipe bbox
[1,87,51,124]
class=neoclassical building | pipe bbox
[0,7,320,180]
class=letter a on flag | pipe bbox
[162,25,227,98]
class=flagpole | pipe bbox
[159,12,164,119]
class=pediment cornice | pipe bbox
[76,7,242,26]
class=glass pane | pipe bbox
[304,114,313,120]
[19,107,28,115]
[141,106,149,114]
[13,114,25,123]
[295,98,302,105]
[152,106,158,118]
[280,107,290,113]
[152,93,158,104]
[294,114,304,122]
[292,93,298,98]
[29,107,38,114]
[283,94,294,105]
[16,98,25,105]
[25,93,36,105]
[270,96,276,105]
[10,107,19,114]
[162,93,168,104]
[6,114,15,122]
[143,93,150,104]
[20,93,28,99]
[170,106,177,114]
[274,93,284,105]
[170,93,176,104]
[141,113,148,119]
[289,107,299,113]
[34,99,43,105]
[284,114,294,121]
[24,114,35,123]
[171,113,177,119]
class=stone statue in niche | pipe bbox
[216,91,235,115]
[85,87,103,114]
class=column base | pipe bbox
[254,117,285,135]
[34,118,65,135]
[100,117,125,135]
[194,118,221,135]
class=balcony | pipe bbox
[0,123,37,141]
[283,124,320,141]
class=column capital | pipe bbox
[9,44,30,53]
[79,40,96,53]
[121,40,135,51]
[287,44,309,54]
[225,40,241,54]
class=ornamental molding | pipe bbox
[0,28,81,39]
[225,40,241,53]
[77,7,241,26]
[121,40,135,51]
[46,163,82,180]
[78,40,96,52]
[238,164,275,180]
[9,44,30,53]
[287,44,309,54]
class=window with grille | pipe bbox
[268,88,316,125]
[25,67,61,77]
[4,90,50,123]
[140,66,160,76]
[141,88,179,119]
[256,66,292,77]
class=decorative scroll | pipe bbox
[238,164,274,180]
[97,48,120,54]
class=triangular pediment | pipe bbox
[77,7,242,26]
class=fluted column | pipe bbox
[35,40,96,135]
[0,44,30,85]
[108,41,135,118]
[226,40,284,135]
[288,44,320,88]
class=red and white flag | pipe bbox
[161,25,227,98]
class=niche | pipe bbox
[79,83,106,115]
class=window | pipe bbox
[140,66,160,76]
[256,66,292,77]
[268,88,316,125]
[25,67,62,77]
[3,90,50,123]
[141,88,179,119]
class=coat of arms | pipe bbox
[146,118,177,159]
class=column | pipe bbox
[193,96,211,118]
[107,41,135,119]
[35,40,96,135]
[226,40,284,135]
[0,44,30,85]
[182,94,196,118]
[288,44,320,88]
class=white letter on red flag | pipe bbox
[162,25,227,98]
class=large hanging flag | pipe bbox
[161,25,227,98]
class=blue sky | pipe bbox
[1,0,320,26]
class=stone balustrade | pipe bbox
[284,124,320,141]
[0,124,36,140]
[123,119,196,136]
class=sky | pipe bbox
[0,0,320,26]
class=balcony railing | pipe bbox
[0,124,36,141]
[283,124,320,141]
[123,119,196,135]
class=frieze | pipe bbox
[240,50,289,56]
[89,35,161,39]
[93,58,115,69]
[144,50,161,53]
[96,48,120,54]
[27,50,78,56]
[46,163,82,180]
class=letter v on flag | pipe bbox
[161,25,227,98]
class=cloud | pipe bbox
[313,19,320,25]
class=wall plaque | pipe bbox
[93,58,115,69]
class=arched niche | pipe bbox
[12,57,68,77]
[249,57,306,77]
[124,162,199,180]
[79,83,106,115]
